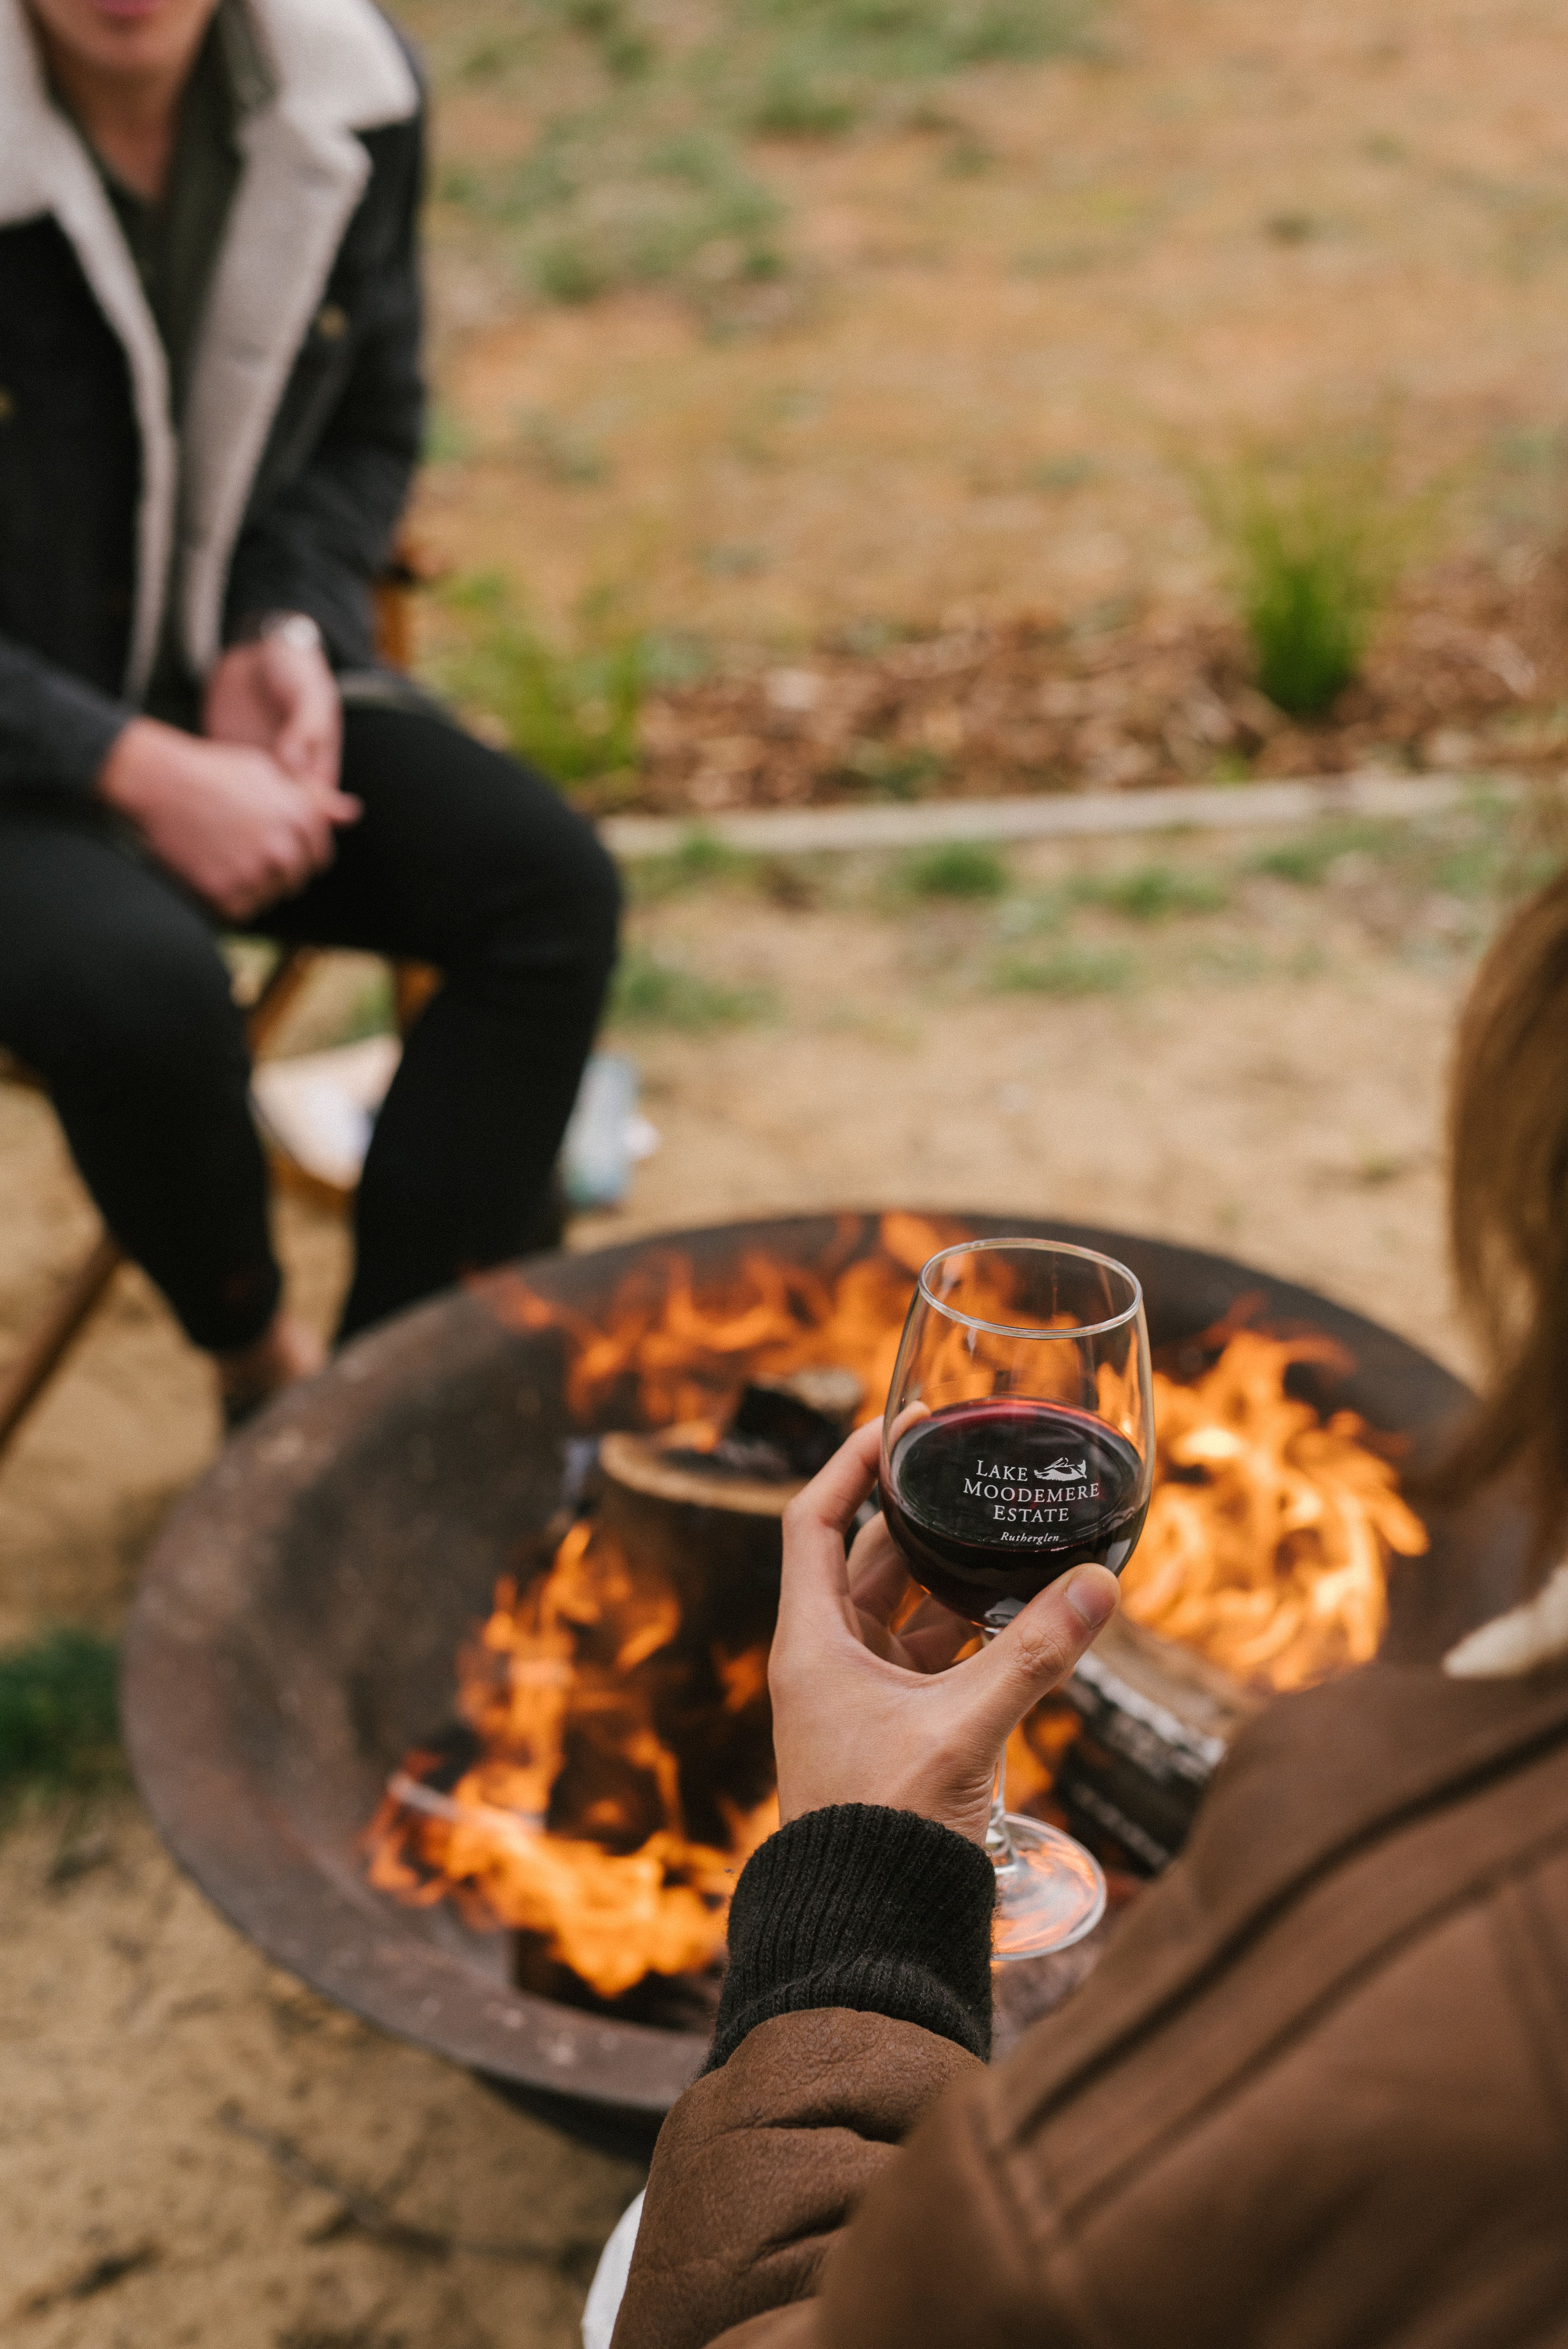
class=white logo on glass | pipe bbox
[1043,1458,1089,1482]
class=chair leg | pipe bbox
[246,943,316,1052]
[0,946,318,1463]
[0,1233,125,1458]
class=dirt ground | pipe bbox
[412,0,1568,643]
[6,0,1564,2335]
[0,814,1488,2349]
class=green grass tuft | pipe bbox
[0,1630,122,1807]
[630,828,756,899]
[1079,862,1229,921]
[901,840,1010,898]
[1249,819,1400,887]
[610,950,775,1028]
[993,943,1135,996]
[748,71,859,137]
[1205,448,1415,719]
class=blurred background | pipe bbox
[5,0,1568,2341]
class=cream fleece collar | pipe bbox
[0,0,418,697]
[1444,1561,1568,1679]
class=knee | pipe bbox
[51,924,242,1094]
[483,796,622,983]
[564,820,623,965]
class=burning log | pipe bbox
[365,1367,873,2007]
[1053,1613,1264,1873]
[369,1223,1436,2005]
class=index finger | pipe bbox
[777,1419,884,1622]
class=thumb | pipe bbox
[274,708,321,775]
[959,1565,1118,1747]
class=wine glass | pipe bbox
[881,1238,1155,1958]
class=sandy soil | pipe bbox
[589,844,1469,1374]
[0,820,1481,2348]
[413,0,1568,642]
[4,0,1550,2328]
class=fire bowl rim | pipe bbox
[121,1208,1480,2125]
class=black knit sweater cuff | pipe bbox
[707,1805,996,2072]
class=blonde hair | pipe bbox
[1441,869,1568,1574]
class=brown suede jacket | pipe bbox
[614,1657,1568,2349]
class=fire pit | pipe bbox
[122,1212,1526,2154]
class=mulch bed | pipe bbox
[604,549,1568,818]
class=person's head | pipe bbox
[1444,864,1568,1569]
[23,0,218,90]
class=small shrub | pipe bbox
[440,579,643,787]
[1081,862,1229,921]
[901,840,1009,898]
[0,1630,122,1808]
[1206,448,1411,718]
[610,950,775,1028]
[993,944,1134,996]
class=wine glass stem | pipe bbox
[978,1629,1019,1866]
[984,1757,1018,1867]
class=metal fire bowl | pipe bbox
[121,1212,1524,2153]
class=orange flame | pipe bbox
[365,1517,777,1999]
[1124,1328,1427,1688]
[372,1225,1429,1995]
[476,1212,971,1428]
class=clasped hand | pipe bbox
[99,635,360,920]
[771,1419,1119,1846]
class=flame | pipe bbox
[365,1517,778,1999]
[1123,1328,1428,1688]
[476,1212,973,1428]
[371,1225,1430,1996]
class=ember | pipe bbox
[366,1217,1429,1998]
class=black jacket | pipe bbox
[0,0,424,797]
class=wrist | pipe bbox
[230,611,326,658]
[96,715,173,815]
[709,1805,996,2071]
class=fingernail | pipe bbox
[1064,1567,1118,1630]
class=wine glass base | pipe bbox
[991,1814,1107,1960]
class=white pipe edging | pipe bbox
[600,768,1539,862]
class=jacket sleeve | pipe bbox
[611,1807,999,2349]
[0,632,131,796]
[222,111,426,668]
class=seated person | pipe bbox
[606,879,1568,2346]
[0,0,619,1421]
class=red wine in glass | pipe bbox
[880,1238,1156,1959]
[883,1398,1150,1631]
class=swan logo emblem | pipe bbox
[1043,1457,1089,1482]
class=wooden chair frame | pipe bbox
[0,946,317,1456]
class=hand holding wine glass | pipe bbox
[772,1419,1120,1845]
[880,1238,1156,1956]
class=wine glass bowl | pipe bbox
[880,1239,1156,1958]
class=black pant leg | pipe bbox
[263,706,620,1339]
[0,805,280,1352]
